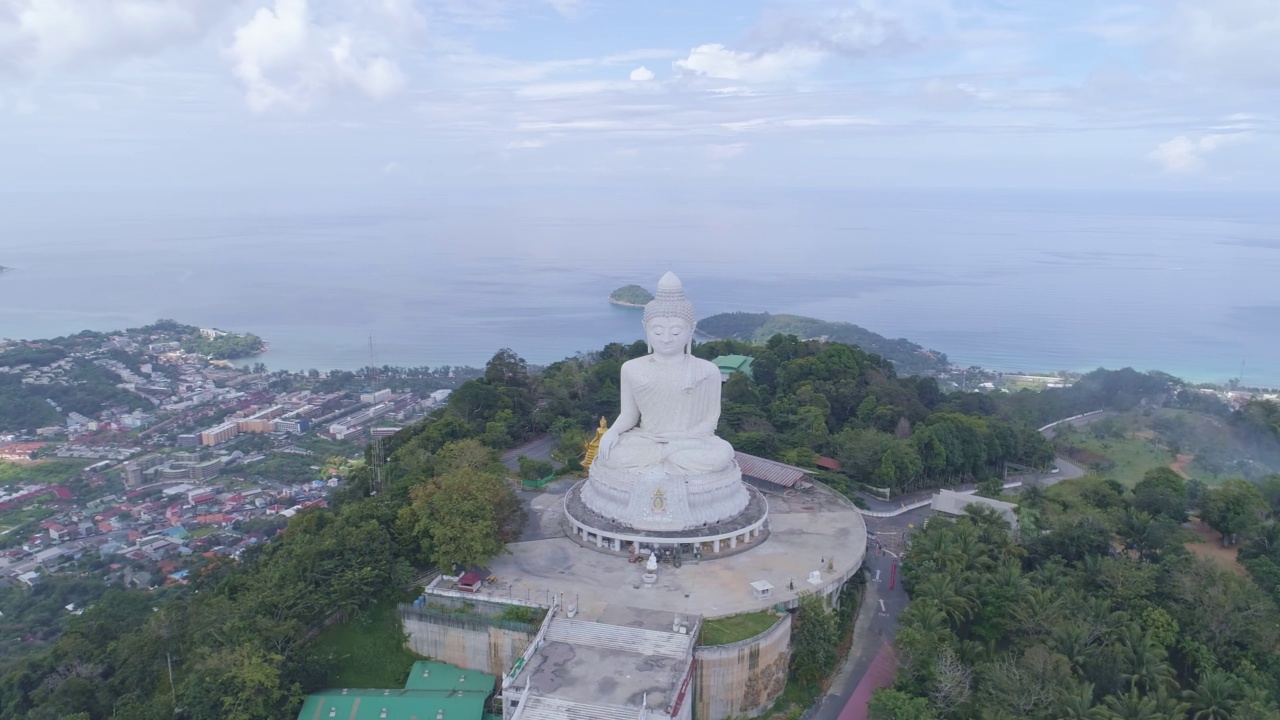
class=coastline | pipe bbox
[607,298,646,308]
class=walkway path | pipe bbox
[838,644,898,720]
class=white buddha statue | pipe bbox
[580,272,749,531]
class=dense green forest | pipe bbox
[871,469,1280,720]
[698,311,951,376]
[694,335,1053,494]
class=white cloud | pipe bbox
[674,43,822,82]
[1167,0,1280,85]
[672,4,908,85]
[330,35,404,99]
[921,78,996,110]
[382,160,400,173]
[505,139,546,149]
[543,0,582,19]
[226,0,406,112]
[1,0,224,72]
[720,116,878,131]
[629,65,654,81]
[228,0,310,111]
[515,80,617,98]
[1148,133,1242,174]
[706,142,745,161]
[749,4,911,59]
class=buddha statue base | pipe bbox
[579,461,750,532]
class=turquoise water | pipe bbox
[2,188,1278,387]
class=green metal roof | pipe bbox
[403,661,496,693]
[712,354,755,377]
[296,688,487,720]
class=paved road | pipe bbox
[502,435,575,544]
[500,435,558,472]
[1039,409,1115,440]
[808,511,918,720]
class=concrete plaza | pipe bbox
[484,483,867,620]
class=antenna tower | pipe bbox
[369,335,385,496]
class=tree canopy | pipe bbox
[879,471,1280,719]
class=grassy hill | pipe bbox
[1056,407,1280,486]
[698,311,950,377]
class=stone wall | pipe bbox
[400,604,535,676]
[692,613,792,720]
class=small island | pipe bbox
[0,265,11,274]
[608,284,655,307]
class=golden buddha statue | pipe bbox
[582,416,609,470]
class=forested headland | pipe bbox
[179,331,264,360]
[699,311,951,377]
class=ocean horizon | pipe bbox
[3,187,1279,388]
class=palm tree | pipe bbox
[952,522,994,571]
[900,598,950,636]
[1032,559,1069,591]
[1056,681,1103,720]
[1099,689,1161,720]
[909,527,964,568]
[1052,622,1099,674]
[1150,686,1191,719]
[914,574,975,626]
[992,558,1031,597]
[1119,625,1175,694]
[1184,670,1240,720]
[1012,586,1063,637]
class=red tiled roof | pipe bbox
[815,456,843,471]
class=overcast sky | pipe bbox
[2,0,1278,195]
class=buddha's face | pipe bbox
[646,316,690,357]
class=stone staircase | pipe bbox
[544,617,693,659]
[516,695,642,720]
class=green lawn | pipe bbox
[1065,434,1174,488]
[700,610,780,646]
[310,596,426,688]
[0,459,89,486]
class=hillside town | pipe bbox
[0,322,465,591]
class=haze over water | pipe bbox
[3,188,1279,388]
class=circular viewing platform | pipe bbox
[563,480,769,558]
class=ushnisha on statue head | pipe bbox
[643,271,697,357]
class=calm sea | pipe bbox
[2,188,1279,387]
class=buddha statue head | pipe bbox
[643,272,696,357]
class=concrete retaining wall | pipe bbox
[693,613,792,720]
[400,605,535,676]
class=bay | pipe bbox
[2,187,1278,387]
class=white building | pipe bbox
[931,489,1020,530]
